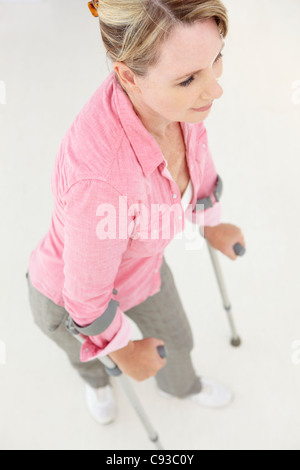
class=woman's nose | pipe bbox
[200,71,224,102]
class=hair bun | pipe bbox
[88,1,99,17]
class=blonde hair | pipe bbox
[97,0,228,77]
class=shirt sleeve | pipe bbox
[63,179,134,362]
[188,125,222,228]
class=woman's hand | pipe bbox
[202,223,246,260]
[108,338,167,382]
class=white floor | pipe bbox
[1,0,300,450]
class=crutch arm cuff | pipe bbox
[68,294,120,336]
[193,175,223,212]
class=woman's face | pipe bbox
[124,18,225,125]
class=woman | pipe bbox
[26,0,246,426]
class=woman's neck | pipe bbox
[127,90,177,141]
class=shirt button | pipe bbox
[178,215,183,220]
[202,143,206,149]
[173,194,178,199]
[155,269,158,273]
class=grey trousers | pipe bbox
[25,257,202,398]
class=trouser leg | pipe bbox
[25,272,110,389]
[124,257,202,398]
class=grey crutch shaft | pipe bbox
[101,352,165,450]
[206,241,243,347]
[66,318,165,450]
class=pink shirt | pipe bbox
[28,72,222,362]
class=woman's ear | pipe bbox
[113,62,141,94]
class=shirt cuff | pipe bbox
[202,202,222,227]
[80,312,132,363]
[188,201,222,227]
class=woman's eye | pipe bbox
[179,76,195,88]
[214,52,223,64]
[179,53,223,88]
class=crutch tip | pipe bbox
[231,337,242,347]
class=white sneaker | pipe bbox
[85,384,116,425]
[158,377,233,408]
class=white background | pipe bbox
[0,0,300,450]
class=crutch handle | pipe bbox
[233,243,246,257]
[157,345,168,359]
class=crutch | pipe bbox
[65,317,167,450]
[195,175,246,347]
[206,241,246,347]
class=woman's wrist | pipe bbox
[200,225,216,241]
[109,340,135,365]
